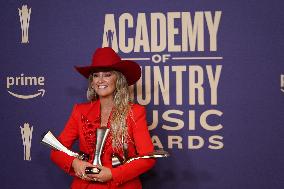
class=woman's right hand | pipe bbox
[72,158,94,181]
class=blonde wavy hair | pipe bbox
[87,71,133,150]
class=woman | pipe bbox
[51,47,155,189]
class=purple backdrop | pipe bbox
[1,0,284,189]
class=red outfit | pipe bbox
[51,100,155,189]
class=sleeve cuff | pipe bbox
[110,167,124,186]
[50,150,76,176]
[64,155,76,174]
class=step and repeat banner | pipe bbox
[1,1,284,189]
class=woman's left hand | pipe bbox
[88,165,113,182]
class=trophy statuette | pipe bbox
[85,128,110,174]
[41,131,89,161]
[112,149,170,167]
[41,130,169,174]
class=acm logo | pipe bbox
[20,123,33,161]
[18,5,31,44]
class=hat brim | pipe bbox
[74,60,141,86]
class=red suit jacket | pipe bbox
[51,100,155,189]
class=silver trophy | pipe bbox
[112,149,170,167]
[85,128,110,174]
[42,130,169,173]
[41,131,89,161]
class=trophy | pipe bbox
[112,149,170,167]
[41,130,169,173]
[41,131,89,161]
[85,128,110,174]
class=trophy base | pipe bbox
[85,167,101,174]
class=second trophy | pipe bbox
[85,128,110,174]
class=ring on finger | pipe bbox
[79,174,84,179]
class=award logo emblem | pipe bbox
[20,123,33,161]
[105,30,114,48]
[101,14,118,51]
[18,5,31,43]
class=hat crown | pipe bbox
[75,47,141,85]
[92,47,121,66]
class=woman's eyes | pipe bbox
[93,73,112,77]
[104,73,112,77]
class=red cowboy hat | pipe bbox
[74,47,141,86]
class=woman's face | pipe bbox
[91,71,117,99]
